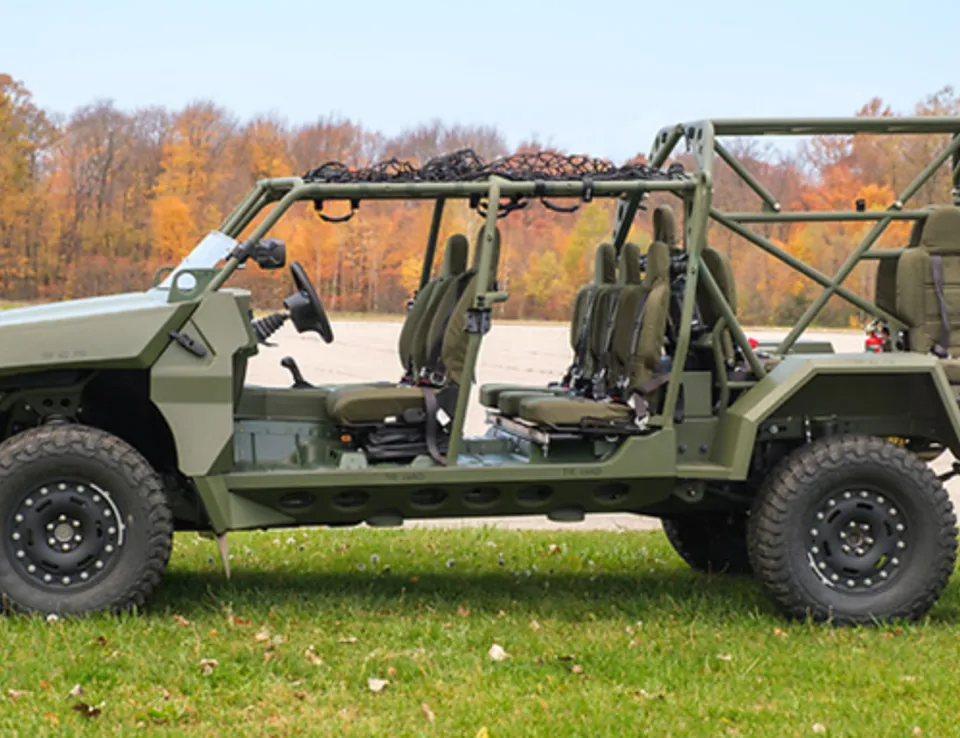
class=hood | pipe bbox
[0,290,195,374]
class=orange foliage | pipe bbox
[1,74,958,327]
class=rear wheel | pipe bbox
[0,425,173,615]
[662,511,752,574]
[748,435,957,623]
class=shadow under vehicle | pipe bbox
[2,118,960,623]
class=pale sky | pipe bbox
[3,0,957,161]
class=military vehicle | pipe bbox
[1,118,960,623]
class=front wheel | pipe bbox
[0,425,173,615]
[748,435,957,624]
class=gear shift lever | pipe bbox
[281,356,313,389]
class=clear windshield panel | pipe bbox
[158,231,238,289]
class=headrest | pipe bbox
[644,240,671,283]
[595,242,616,284]
[442,234,469,277]
[472,225,502,276]
[919,207,960,254]
[619,242,643,285]
[652,205,678,247]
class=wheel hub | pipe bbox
[808,489,906,590]
[7,482,125,589]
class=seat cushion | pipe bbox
[479,382,548,408]
[325,385,425,425]
[497,389,560,416]
[519,395,632,426]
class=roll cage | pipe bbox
[203,117,960,464]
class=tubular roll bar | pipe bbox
[208,116,960,462]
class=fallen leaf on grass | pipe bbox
[95,636,108,647]
[232,617,250,626]
[172,615,190,628]
[716,654,733,662]
[68,684,84,698]
[71,702,101,719]
[304,647,323,666]
[421,702,436,722]
[530,619,542,632]
[39,681,50,690]
[367,678,389,694]
[772,628,788,638]
[547,543,561,555]
[556,654,576,662]
[488,644,510,661]
[199,658,219,676]
[387,666,397,678]
[7,689,29,701]
[254,630,270,643]
[43,713,59,726]
[457,605,471,618]
[263,651,275,664]
[812,723,827,734]
[338,636,358,645]
[293,692,306,701]
[634,689,668,701]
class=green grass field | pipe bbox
[1,527,957,737]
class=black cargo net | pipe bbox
[303,150,684,219]
[303,149,684,184]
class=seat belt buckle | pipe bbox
[465,307,492,335]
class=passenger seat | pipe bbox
[478,241,618,414]
[517,238,671,428]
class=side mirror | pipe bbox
[252,238,286,270]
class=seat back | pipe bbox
[875,218,925,315]
[565,242,616,382]
[400,234,469,377]
[608,239,671,391]
[587,242,642,384]
[896,207,960,355]
[422,226,501,385]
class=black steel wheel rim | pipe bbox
[6,480,125,589]
[806,486,908,592]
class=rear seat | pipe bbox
[478,241,618,413]
[517,238,671,428]
[893,206,960,381]
[494,241,643,416]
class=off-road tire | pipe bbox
[0,425,173,615]
[748,435,957,624]
[662,511,752,575]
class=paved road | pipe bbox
[245,322,959,531]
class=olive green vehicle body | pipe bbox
[2,117,960,535]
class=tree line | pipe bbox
[1,74,957,325]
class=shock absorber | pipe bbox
[251,311,288,345]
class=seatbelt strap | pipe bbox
[422,387,447,466]
[627,289,652,365]
[931,255,951,356]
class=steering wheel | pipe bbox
[284,261,334,343]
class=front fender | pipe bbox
[711,353,960,479]
[150,291,255,477]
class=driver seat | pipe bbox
[326,227,501,430]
